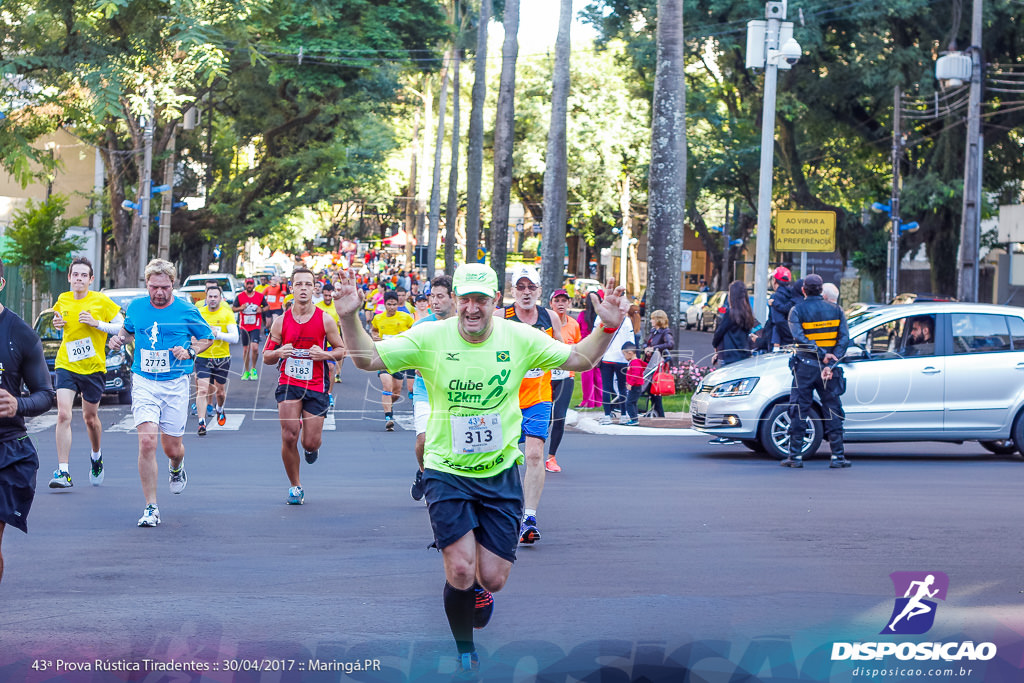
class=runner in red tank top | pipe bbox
[263,268,345,505]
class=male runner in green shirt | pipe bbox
[335,262,628,680]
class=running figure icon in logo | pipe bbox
[882,571,949,635]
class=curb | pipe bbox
[567,410,701,437]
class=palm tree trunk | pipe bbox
[646,0,687,334]
[444,42,463,273]
[405,108,421,268]
[465,0,491,266]
[428,52,452,278]
[539,0,572,297]
[489,0,520,294]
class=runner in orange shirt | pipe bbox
[545,289,582,473]
[494,265,562,545]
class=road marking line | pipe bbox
[26,414,58,434]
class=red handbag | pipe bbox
[650,363,676,396]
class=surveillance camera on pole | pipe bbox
[777,37,802,67]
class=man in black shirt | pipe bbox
[0,259,57,583]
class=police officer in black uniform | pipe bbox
[781,274,851,469]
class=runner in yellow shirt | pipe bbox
[316,281,345,401]
[50,257,122,488]
[370,290,414,431]
[195,284,239,436]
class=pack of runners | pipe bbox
[2,255,629,682]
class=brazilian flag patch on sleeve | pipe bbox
[496,351,510,362]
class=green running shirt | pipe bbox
[378,316,571,477]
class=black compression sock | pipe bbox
[443,582,476,655]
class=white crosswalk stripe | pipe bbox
[25,414,58,434]
[106,415,137,433]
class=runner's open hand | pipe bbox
[592,286,628,328]
[333,270,364,317]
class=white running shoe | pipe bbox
[89,456,104,486]
[169,463,187,494]
[137,504,160,527]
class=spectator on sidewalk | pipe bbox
[622,342,645,426]
[712,280,756,367]
[644,310,674,364]
[576,293,604,408]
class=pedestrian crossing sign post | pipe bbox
[775,210,836,252]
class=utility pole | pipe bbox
[748,0,800,323]
[157,122,177,260]
[752,5,781,323]
[957,0,984,302]
[618,174,631,294]
[137,100,155,285]
[721,199,731,288]
[888,85,903,302]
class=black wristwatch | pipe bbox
[187,347,197,360]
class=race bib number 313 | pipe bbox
[451,413,503,455]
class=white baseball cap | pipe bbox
[512,265,540,286]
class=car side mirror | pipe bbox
[843,346,866,362]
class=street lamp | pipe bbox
[747,0,801,324]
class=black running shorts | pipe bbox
[55,368,105,404]
[422,466,524,563]
[274,383,330,417]
[240,327,262,347]
[0,435,40,533]
[196,357,231,384]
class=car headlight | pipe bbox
[106,351,125,369]
[709,377,759,397]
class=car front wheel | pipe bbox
[980,440,1017,455]
[759,403,823,460]
[1013,412,1024,456]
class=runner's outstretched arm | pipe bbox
[562,287,628,372]
[333,276,386,371]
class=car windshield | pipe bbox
[184,275,229,286]
[847,309,887,333]
[106,293,147,310]
[35,312,61,341]
[680,292,700,306]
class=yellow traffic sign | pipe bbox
[775,210,836,252]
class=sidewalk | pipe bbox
[567,409,697,436]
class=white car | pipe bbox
[679,290,703,323]
[179,273,243,305]
[691,302,1024,459]
[684,292,709,329]
[571,279,603,305]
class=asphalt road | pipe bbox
[2,345,1023,683]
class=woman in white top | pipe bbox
[597,313,634,425]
